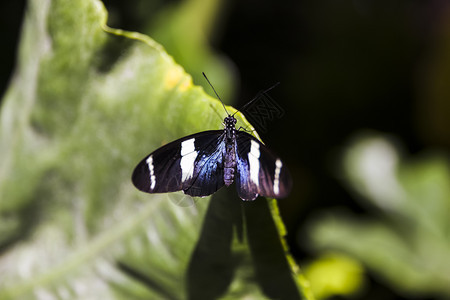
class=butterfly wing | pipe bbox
[132,130,226,197]
[235,131,292,201]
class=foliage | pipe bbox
[303,252,365,300]
[0,0,311,299]
[307,132,450,299]
[146,0,237,103]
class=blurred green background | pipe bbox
[2,0,450,299]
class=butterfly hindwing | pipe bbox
[235,131,292,201]
[132,130,226,197]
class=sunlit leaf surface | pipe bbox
[0,0,309,299]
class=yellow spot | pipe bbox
[164,67,192,92]
[304,252,365,299]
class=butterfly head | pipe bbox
[224,116,237,129]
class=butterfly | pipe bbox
[131,73,292,201]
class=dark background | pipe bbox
[2,1,449,299]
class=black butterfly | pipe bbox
[132,73,292,201]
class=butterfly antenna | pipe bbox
[203,72,230,116]
[231,81,280,117]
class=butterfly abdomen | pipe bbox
[223,119,237,186]
[224,142,236,186]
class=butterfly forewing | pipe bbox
[235,131,292,201]
[132,130,226,197]
[183,133,226,196]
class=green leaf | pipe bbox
[303,252,365,300]
[0,0,310,299]
[307,132,450,298]
[146,0,237,102]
